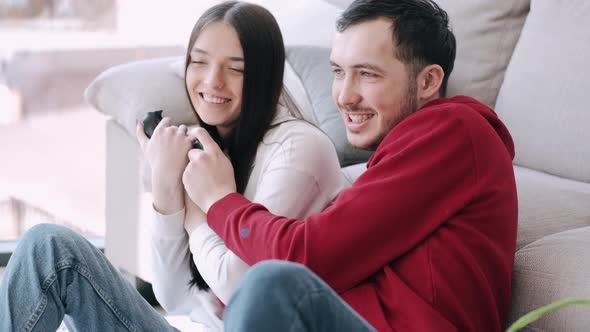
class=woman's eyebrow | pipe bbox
[191,48,244,62]
[191,48,209,55]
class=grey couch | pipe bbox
[86,0,590,330]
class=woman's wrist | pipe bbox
[153,195,184,215]
[152,177,185,215]
[151,166,184,189]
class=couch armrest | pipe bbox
[105,118,154,283]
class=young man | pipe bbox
[184,0,518,331]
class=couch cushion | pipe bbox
[495,0,590,182]
[509,226,590,331]
[286,46,374,166]
[320,0,530,108]
[514,166,590,251]
[437,0,529,107]
[85,56,198,136]
[341,162,367,187]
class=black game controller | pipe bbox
[143,110,203,149]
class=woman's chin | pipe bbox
[195,113,223,126]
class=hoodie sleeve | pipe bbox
[207,107,504,293]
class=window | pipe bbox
[0,0,219,265]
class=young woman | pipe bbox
[0,2,343,332]
[141,2,343,330]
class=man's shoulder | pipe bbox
[371,97,491,161]
[374,95,513,164]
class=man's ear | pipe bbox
[417,64,444,102]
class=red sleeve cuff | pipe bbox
[207,192,252,234]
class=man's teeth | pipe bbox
[349,114,373,123]
[202,93,230,104]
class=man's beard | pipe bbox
[366,79,418,150]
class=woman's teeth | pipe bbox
[349,114,373,123]
[202,93,230,104]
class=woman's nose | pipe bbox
[204,66,225,89]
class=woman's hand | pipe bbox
[136,117,196,214]
[183,127,237,213]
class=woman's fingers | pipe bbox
[192,127,221,153]
[153,117,172,136]
[136,122,149,151]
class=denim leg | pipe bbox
[224,260,377,332]
[0,224,178,332]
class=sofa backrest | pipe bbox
[495,0,590,183]
[435,0,530,108]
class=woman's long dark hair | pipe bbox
[183,2,288,290]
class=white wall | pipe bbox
[116,0,341,48]
[246,0,342,47]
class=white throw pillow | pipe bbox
[85,57,199,192]
[85,56,198,137]
[495,0,590,183]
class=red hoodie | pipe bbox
[208,96,518,331]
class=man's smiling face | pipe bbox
[330,18,418,150]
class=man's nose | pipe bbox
[337,77,361,107]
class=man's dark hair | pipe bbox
[337,0,456,96]
[184,1,287,290]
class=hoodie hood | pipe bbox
[423,96,515,160]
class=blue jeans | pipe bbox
[0,224,177,332]
[224,260,377,332]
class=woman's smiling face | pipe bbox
[185,21,244,138]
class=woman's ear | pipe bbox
[417,64,445,102]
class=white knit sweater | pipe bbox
[150,107,344,331]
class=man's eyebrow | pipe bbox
[329,60,385,74]
[353,63,386,73]
[191,48,244,62]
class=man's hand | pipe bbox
[183,127,237,213]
